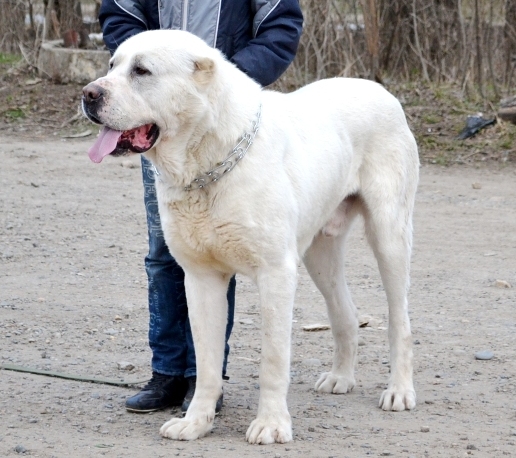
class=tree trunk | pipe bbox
[361,0,381,81]
[377,0,412,76]
[44,0,88,47]
[0,0,26,54]
[505,0,516,85]
[376,0,462,80]
[431,0,461,81]
[59,1,83,34]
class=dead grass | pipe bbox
[391,82,516,166]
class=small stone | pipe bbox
[117,361,135,371]
[358,315,382,328]
[381,452,392,457]
[14,445,27,454]
[467,444,478,450]
[495,280,512,289]
[239,318,254,325]
[421,426,430,432]
[475,350,494,360]
[308,426,315,432]
[28,418,37,424]
[302,323,330,331]
[104,328,118,335]
[472,182,482,189]
[358,315,371,327]
[121,160,137,169]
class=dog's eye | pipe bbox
[134,66,150,76]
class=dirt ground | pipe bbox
[1,126,515,458]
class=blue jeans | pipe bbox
[142,157,235,378]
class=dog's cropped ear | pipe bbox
[193,57,215,85]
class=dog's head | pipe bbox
[82,30,220,163]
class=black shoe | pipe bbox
[125,372,188,413]
[181,376,223,415]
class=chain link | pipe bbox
[183,105,261,191]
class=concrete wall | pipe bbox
[37,40,110,84]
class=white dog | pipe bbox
[82,29,419,444]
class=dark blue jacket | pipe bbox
[99,0,303,86]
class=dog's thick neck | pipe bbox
[183,104,261,191]
[147,59,262,195]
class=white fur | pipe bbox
[87,29,419,444]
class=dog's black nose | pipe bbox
[82,83,104,103]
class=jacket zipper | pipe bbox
[182,0,189,30]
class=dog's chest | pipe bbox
[162,198,261,270]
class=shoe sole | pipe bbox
[126,402,183,413]
[126,406,164,413]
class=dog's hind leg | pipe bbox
[361,162,418,412]
[303,196,361,395]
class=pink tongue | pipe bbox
[88,127,123,163]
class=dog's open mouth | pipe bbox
[88,124,160,163]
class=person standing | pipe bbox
[98,0,303,413]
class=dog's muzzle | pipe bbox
[82,82,160,164]
[82,83,105,124]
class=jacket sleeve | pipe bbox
[230,0,303,87]
[99,0,149,54]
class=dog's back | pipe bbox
[236,77,419,255]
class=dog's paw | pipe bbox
[245,416,292,444]
[160,415,213,441]
[314,371,355,394]
[379,387,416,411]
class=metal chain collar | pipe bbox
[183,105,262,191]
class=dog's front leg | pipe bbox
[160,269,229,441]
[246,262,297,444]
